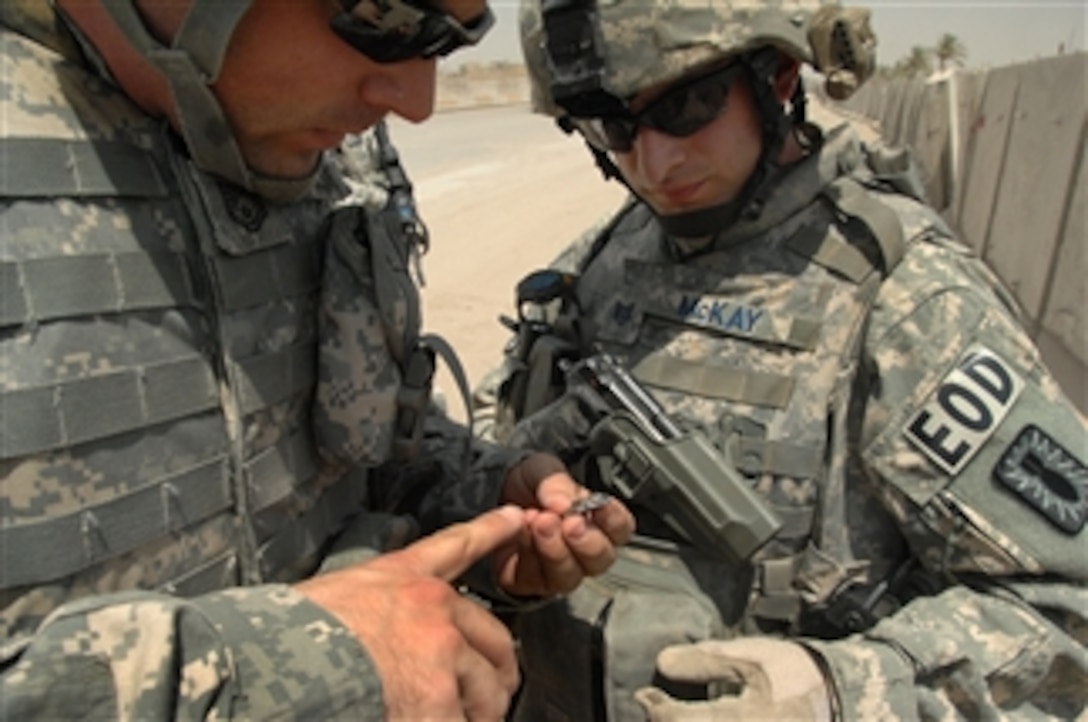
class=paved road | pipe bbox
[384,103,865,413]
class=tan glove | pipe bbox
[634,637,833,722]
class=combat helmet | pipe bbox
[521,0,876,237]
[94,0,493,202]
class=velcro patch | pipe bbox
[994,425,1087,535]
[904,345,1024,475]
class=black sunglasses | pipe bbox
[331,0,494,63]
[570,62,744,153]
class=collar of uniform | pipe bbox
[701,121,863,253]
[666,232,716,260]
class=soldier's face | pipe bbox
[611,73,765,216]
[143,0,439,179]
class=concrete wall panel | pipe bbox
[1036,330,1087,417]
[914,83,951,210]
[956,68,1019,254]
[882,83,906,140]
[892,83,920,146]
[983,54,1087,321]
[1040,136,1087,367]
[948,71,987,221]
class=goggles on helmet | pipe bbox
[570,62,744,153]
[331,0,494,63]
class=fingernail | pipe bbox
[567,517,587,539]
[498,505,524,523]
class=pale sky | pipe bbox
[452,1,1087,70]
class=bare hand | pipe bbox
[295,506,526,721]
[497,452,636,597]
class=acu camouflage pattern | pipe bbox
[521,0,875,116]
[481,122,1088,719]
[1,11,514,719]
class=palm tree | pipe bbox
[935,33,968,70]
[897,46,933,79]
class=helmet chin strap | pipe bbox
[100,0,320,203]
[569,48,806,243]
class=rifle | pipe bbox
[564,354,781,563]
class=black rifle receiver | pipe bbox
[565,354,782,563]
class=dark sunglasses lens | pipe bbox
[570,66,735,151]
[331,17,417,62]
[646,71,732,137]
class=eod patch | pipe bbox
[904,344,1023,475]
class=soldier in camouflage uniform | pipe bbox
[476,0,1088,719]
[0,0,635,719]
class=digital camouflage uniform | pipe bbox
[0,4,518,719]
[477,2,1088,719]
[484,122,1088,720]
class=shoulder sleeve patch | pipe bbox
[994,425,1087,535]
[903,344,1024,475]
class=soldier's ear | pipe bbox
[772,54,802,104]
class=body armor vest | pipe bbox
[503,130,944,721]
[0,29,411,637]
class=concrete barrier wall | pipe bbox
[832,54,1087,413]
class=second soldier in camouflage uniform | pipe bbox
[476,0,1088,719]
[0,0,635,719]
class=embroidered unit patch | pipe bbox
[993,425,1087,535]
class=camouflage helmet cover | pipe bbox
[521,0,874,116]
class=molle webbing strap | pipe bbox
[782,316,824,350]
[632,353,795,410]
[787,224,875,284]
[0,251,194,327]
[0,457,231,588]
[1,357,218,458]
[0,138,167,198]
[214,242,321,312]
[770,506,818,543]
[732,437,825,480]
[243,427,320,513]
[160,550,238,597]
[232,342,316,416]
[255,473,371,581]
[822,177,906,276]
[751,554,803,621]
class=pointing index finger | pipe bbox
[391,505,526,582]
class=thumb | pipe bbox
[381,505,526,582]
[656,643,767,698]
[635,686,709,722]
